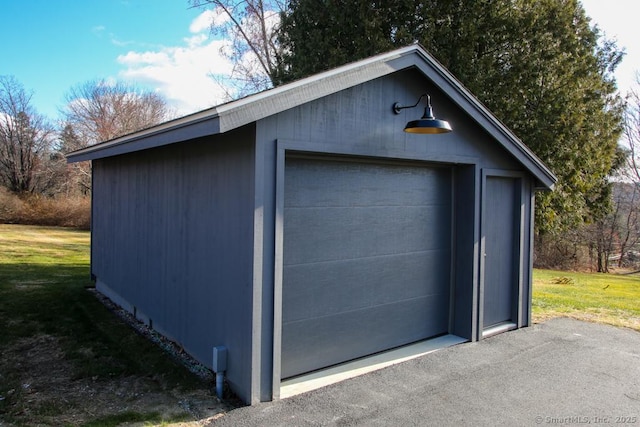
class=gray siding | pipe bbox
[86,63,541,404]
[254,68,535,400]
[91,126,256,403]
[258,69,523,171]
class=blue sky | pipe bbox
[2,0,229,118]
[2,0,639,122]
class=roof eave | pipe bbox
[66,108,221,163]
[66,46,419,163]
[66,44,557,190]
[405,48,558,190]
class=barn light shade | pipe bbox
[393,94,452,134]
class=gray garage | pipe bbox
[67,45,556,404]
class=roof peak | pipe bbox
[66,44,555,190]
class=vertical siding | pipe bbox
[89,66,540,404]
[92,126,256,403]
[255,68,537,399]
[259,69,523,170]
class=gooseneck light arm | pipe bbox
[392,93,452,134]
[392,94,431,115]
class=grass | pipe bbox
[1,224,638,423]
[0,224,210,426]
[532,269,640,331]
[80,411,191,427]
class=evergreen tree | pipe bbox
[277,0,625,234]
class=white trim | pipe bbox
[280,335,467,399]
[482,322,517,338]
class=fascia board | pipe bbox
[65,48,412,163]
[214,52,413,133]
[67,110,221,163]
[66,43,558,191]
[400,48,557,190]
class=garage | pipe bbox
[68,45,557,403]
[281,156,453,378]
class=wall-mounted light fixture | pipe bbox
[393,94,452,134]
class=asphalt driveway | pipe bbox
[208,318,640,426]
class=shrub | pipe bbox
[0,189,90,230]
[0,188,25,224]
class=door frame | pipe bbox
[271,138,479,398]
[478,169,526,339]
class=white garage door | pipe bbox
[281,157,452,378]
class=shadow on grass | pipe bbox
[0,263,205,386]
[0,226,227,425]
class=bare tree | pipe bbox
[189,0,286,96]
[580,74,640,272]
[59,79,173,197]
[55,124,91,195]
[625,75,640,184]
[62,79,173,147]
[592,196,619,273]
[0,76,56,194]
[615,183,640,267]
[613,74,640,268]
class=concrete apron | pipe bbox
[280,334,467,398]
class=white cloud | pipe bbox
[113,7,282,116]
[119,51,170,67]
[189,8,230,33]
[185,34,209,49]
[117,36,235,115]
[91,24,135,47]
[110,36,135,47]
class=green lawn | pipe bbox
[0,224,217,426]
[1,224,638,424]
[532,269,640,331]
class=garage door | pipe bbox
[281,157,452,379]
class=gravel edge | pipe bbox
[88,287,215,382]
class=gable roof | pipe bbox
[67,44,556,189]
